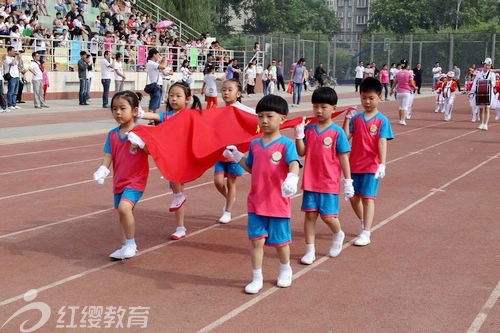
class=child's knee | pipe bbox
[117,201,133,215]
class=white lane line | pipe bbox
[387,129,478,165]
[0,143,102,159]
[0,158,101,176]
[0,167,157,201]
[0,180,214,240]
[198,152,500,332]
[466,281,500,333]
[397,121,450,135]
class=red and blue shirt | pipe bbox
[104,126,149,194]
[302,123,350,194]
[349,112,393,173]
[245,136,300,218]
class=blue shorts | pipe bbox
[352,173,379,198]
[214,161,245,177]
[114,188,143,208]
[247,213,291,247]
[301,190,339,217]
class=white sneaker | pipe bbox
[218,211,231,224]
[0,109,5,113]
[354,230,371,246]
[169,194,186,212]
[472,115,477,122]
[434,109,439,113]
[109,246,124,259]
[477,123,484,130]
[9,106,15,111]
[329,230,345,257]
[122,244,137,258]
[406,114,411,120]
[495,115,500,120]
[444,115,449,121]
[300,251,315,265]
[170,226,186,240]
[441,109,444,113]
[14,106,20,109]
[399,120,407,126]
[244,279,263,294]
[277,268,292,288]
[483,124,488,131]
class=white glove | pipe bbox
[345,108,357,119]
[127,131,145,149]
[281,172,299,198]
[374,163,386,179]
[136,105,145,119]
[93,165,110,185]
[223,145,244,163]
[294,117,306,139]
[343,178,354,200]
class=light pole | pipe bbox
[455,0,462,30]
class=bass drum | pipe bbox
[475,79,491,106]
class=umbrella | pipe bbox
[156,20,174,30]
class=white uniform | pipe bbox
[471,70,496,108]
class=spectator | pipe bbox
[100,50,112,107]
[0,63,6,112]
[3,46,20,110]
[16,51,27,104]
[28,51,47,108]
[379,63,389,100]
[276,60,285,91]
[452,64,461,91]
[145,48,167,112]
[180,59,192,85]
[354,61,364,92]
[314,62,327,86]
[432,62,442,92]
[232,59,241,81]
[77,50,90,105]
[41,59,49,101]
[253,42,260,55]
[413,63,422,94]
[54,0,66,15]
[245,62,255,95]
[113,52,125,93]
[291,57,306,106]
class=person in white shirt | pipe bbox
[200,65,223,109]
[389,63,397,87]
[432,62,442,92]
[3,46,20,109]
[100,50,113,107]
[354,61,364,92]
[471,57,497,131]
[145,48,168,112]
[28,51,47,108]
[113,52,125,94]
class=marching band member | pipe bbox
[434,74,446,113]
[442,71,458,121]
[471,58,496,130]
[464,75,479,122]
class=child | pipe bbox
[200,65,222,109]
[41,60,49,102]
[493,74,500,120]
[434,74,446,113]
[93,91,149,260]
[223,95,300,294]
[342,78,394,246]
[464,77,479,122]
[128,81,202,240]
[442,71,458,121]
[214,79,255,223]
[294,87,354,264]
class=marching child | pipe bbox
[464,76,479,122]
[294,87,354,264]
[128,82,202,240]
[442,71,458,121]
[493,74,500,120]
[93,91,149,260]
[213,79,255,223]
[223,95,300,294]
[342,78,394,246]
[434,74,446,113]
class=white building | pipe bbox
[326,0,370,42]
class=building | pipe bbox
[326,0,370,42]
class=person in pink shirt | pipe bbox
[390,62,416,125]
[223,95,300,294]
[103,31,115,52]
[379,64,389,101]
[342,78,394,247]
[41,60,49,102]
[93,91,149,260]
[294,87,354,265]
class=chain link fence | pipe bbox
[221,32,498,86]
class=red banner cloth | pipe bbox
[132,105,354,183]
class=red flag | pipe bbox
[132,105,354,183]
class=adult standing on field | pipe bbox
[354,61,364,92]
[291,58,306,107]
[413,63,422,94]
[432,62,442,92]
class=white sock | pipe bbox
[173,192,184,199]
[360,219,365,229]
[175,226,186,232]
[252,268,263,281]
[360,230,371,237]
[280,262,292,272]
[305,243,315,253]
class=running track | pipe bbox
[0,94,499,332]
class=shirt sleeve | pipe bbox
[245,142,254,168]
[284,139,300,165]
[103,131,112,154]
[335,129,351,153]
[379,117,394,140]
[349,117,354,133]
[157,111,166,123]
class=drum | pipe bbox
[475,79,491,105]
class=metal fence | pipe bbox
[222,32,499,86]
